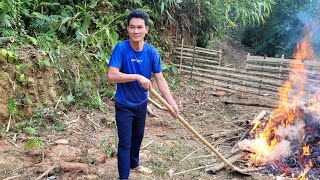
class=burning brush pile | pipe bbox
[238,27,320,179]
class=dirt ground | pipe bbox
[0,79,286,180]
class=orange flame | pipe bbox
[298,166,310,180]
[298,160,313,180]
[248,25,318,178]
[302,145,311,156]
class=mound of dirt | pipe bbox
[211,40,252,69]
[0,71,14,127]
[0,46,58,127]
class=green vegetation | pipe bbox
[240,0,318,58]
[0,0,278,130]
[175,0,275,47]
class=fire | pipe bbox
[298,160,313,180]
[239,25,320,179]
[302,145,311,156]
[298,166,311,180]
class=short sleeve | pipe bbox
[152,48,162,73]
[109,43,122,69]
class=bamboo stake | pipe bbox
[6,114,11,132]
[179,38,184,72]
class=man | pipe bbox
[108,9,179,180]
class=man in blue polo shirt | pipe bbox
[108,9,179,180]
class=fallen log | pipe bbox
[0,37,14,43]
[205,152,247,174]
[223,100,276,108]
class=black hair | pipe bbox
[127,9,149,26]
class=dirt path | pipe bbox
[0,85,276,180]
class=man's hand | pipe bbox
[169,103,179,118]
[138,75,151,90]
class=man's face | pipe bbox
[127,18,149,43]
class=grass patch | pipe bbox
[145,140,210,178]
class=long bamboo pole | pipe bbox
[149,87,262,174]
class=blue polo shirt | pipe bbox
[109,40,162,106]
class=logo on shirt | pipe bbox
[131,59,143,63]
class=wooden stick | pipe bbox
[6,139,20,148]
[0,37,14,43]
[65,116,80,125]
[3,175,21,180]
[250,110,267,125]
[6,73,16,91]
[172,164,209,176]
[204,128,243,138]
[141,139,155,150]
[86,114,100,128]
[52,96,62,112]
[180,145,205,162]
[147,106,156,116]
[231,110,267,151]
[88,117,100,128]
[150,87,262,175]
[6,115,11,132]
[205,153,246,174]
[148,97,166,110]
[35,149,62,180]
[223,101,276,108]
[35,163,58,180]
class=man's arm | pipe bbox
[108,66,151,89]
[154,72,179,117]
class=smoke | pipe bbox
[276,121,305,140]
[238,138,292,162]
[268,140,291,161]
[296,2,320,60]
[238,121,305,162]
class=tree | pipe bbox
[240,0,317,58]
[168,0,275,47]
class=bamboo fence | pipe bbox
[173,45,320,100]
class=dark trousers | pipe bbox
[115,101,147,179]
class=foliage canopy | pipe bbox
[240,0,318,58]
[0,0,275,112]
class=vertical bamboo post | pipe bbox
[190,44,196,80]
[179,38,184,73]
[279,54,284,78]
[218,49,222,66]
[246,53,250,71]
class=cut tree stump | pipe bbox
[0,37,14,43]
